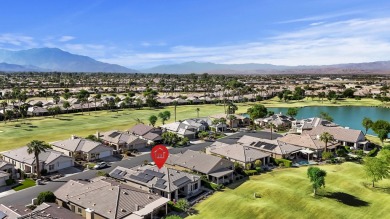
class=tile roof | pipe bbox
[209,143,270,163]
[167,150,233,174]
[99,131,147,145]
[52,137,112,153]
[305,126,364,143]
[109,165,199,193]
[1,147,70,165]
[128,124,155,136]
[54,177,168,219]
[277,134,339,150]
[0,160,12,169]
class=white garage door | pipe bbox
[58,160,73,170]
[99,150,112,158]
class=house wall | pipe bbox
[0,175,8,186]
[45,156,74,173]
[51,146,72,157]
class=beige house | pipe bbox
[0,202,82,219]
[110,165,201,201]
[54,177,169,219]
[167,150,234,184]
[98,130,148,151]
[0,171,10,186]
[51,136,113,161]
[1,147,74,175]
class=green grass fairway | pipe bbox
[0,98,385,152]
[12,179,36,191]
[0,104,230,152]
[188,162,390,219]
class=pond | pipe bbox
[266,106,390,135]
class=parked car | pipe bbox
[93,162,108,169]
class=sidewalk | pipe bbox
[0,185,16,198]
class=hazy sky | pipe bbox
[1,0,390,68]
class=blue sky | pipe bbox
[1,0,390,68]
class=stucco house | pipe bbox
[97,130,148,151]
[54,177,169,219]
[127,124,163,145]
[51,136,113,161]
[110,165,201,201]
[1,147,74,175]
[167,150,234,184]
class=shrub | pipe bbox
[96,171,108,177]
[366,148,378,157]
[322,151,333,160]
[274,158,292,168]
[165,216,183,219]
[5,178,15,186]
[255,167,262,173]
[175,199,190,212]
[254,160,262,168]
[336,149,347,157]
[37,191,56,204]
[244,170,258,176]
[40,169,48,176]
[245,163,252,170]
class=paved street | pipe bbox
[0,141,212,206]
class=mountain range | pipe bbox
[0,48,137,73]
[1,47,390,74]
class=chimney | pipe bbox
[71,135,76,140]
[135,204,140,211]
[85,208,94,219]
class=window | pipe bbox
[49,164,54,171]
[78,207,82,213]
[194,183,198,190]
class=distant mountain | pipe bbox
[141,61,292,74]
[0,62,47,72]
[0,48,138,73]
[140,61,390,74]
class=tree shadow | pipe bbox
[24,129,33,131]
[56,118,73,121]
[320,192,370,207]
[226,177,248,189]
[28,125,38,128]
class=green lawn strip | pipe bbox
[188,162,390,219]
[12,178,36,191]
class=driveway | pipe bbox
[57,166,83,176]
[99,155,122,163]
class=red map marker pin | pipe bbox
[151,144,169,169]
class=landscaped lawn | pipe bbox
[260,97,384,108]
[188,162,390,219]
[12,178,36,191]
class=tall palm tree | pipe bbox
[27,140,52,178]
[173,101,178,122]
[268,123,276,140]
[1,101,7,124]
[319,132,335,152]
[196,108,200,118]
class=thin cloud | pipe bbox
[58,36,75,42]
[99,17,390,68]
[277,10,363,24]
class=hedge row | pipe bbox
[274,158,292,168]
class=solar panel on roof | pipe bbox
[173,176,191,186]
[154,183,167,189]
[144,174,154,181]
[137,173,147,178]
[108,132,121,138]
[144,169,165,178]
[156,179,166,184]
[129,174,149,183]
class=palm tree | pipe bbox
[27,140,52,178]
[228,115,237,129]
[1,101,7,124]
[173,101,178,122]
[319,132,335,152]
[362,117,373,136]
[196,108,200,118]
[268,123,276,140]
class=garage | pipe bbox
[57,160,73,170]
[99,150,113,158]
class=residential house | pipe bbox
[1,147,74,175]
[127,124,163,145]
[54,177,169,219]
[109,165,201,201]
[97,130,148,151]
[0,202,83,219]
[277,133,340,159]
[166,150,234,184]
[304,126,367,149]
[0,159,16,178]
[27,106,48,116]
[207,141,271,168]
[291,117,337,133]
[255,112,295,130]
[0,171,10,186]
[210,114,251,128]
[51,136,113,161]
[236,135,301,159]
[161,122,197,139]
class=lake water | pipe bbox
[265,106,390,135]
